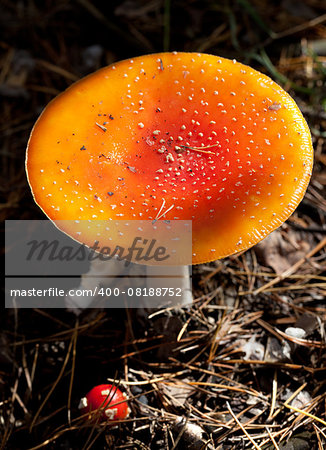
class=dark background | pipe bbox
[1,1,326,449]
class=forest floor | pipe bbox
[1,1,326,448]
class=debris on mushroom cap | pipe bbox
[79,384,130,422]
[25,52,313,264]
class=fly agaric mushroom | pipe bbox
[26,52,313,265]
[79,384,130,422]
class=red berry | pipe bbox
[79,384,130,421]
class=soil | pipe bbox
[1,1,326,448]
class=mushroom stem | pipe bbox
[65,257,146,314]
[65,258,193,314]
[145,265,193,309]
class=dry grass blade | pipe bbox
[284,403,326,427]
[107,370,187,386]
[76,0,153,51]
[265,426,281,449]
[257,319,325,348]
[2,1,326,448]
[313,423,326,446]
[36,60,78,82]
[26,426,82,450]
[270,383,308,421]
[29,330,75,431]
[188,380,263,398]
[226,402,262,450]
[67,318,79,426]
[253,237,326,295]
[267,370,277,420]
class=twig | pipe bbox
[253,236,326,295]
[226,401,262,450]
[266,426,280,450]
[68,318,79,426]
[284,403,326,427]
[30,331,75,431]
[268,370,277,420]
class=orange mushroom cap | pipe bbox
[26,52,313,264]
